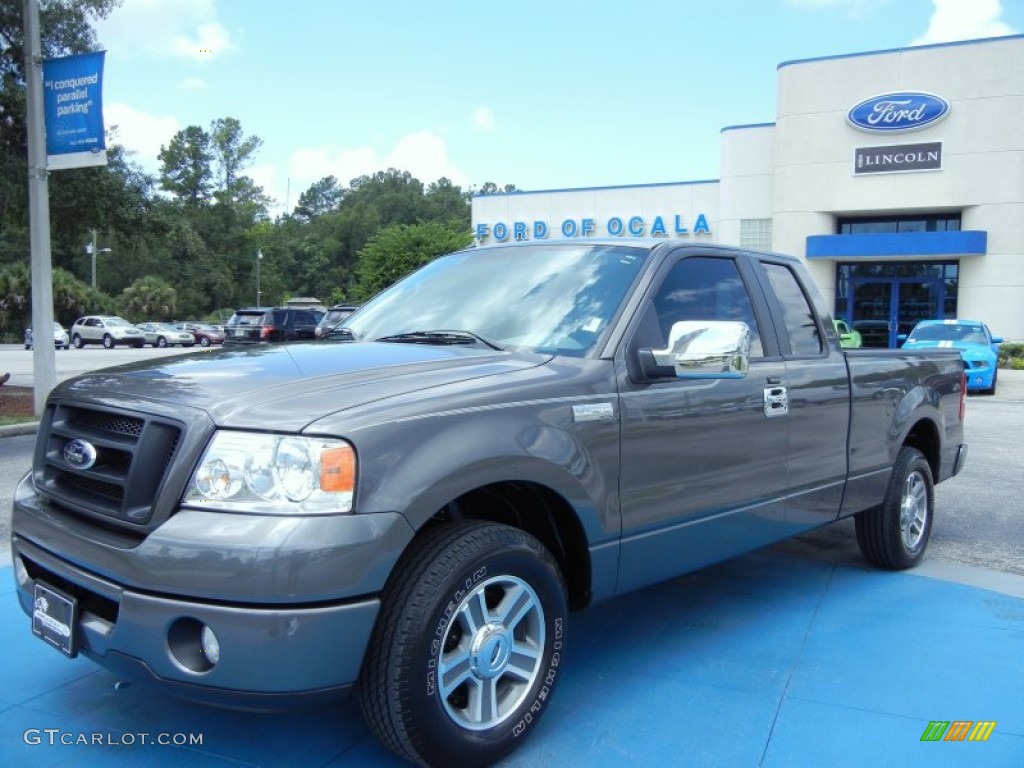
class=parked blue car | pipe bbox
[902,319,1002,395]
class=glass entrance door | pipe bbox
[851,281,892,348]
[836,262,958,349]
[850,279,942,347]
[896,281,939,341]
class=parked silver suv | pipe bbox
[70,315,146,349]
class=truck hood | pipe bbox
[53,341,551,431]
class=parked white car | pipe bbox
[136,322,197,348]
[24,322,71,350]
[70,316,146,349]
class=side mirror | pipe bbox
[991,336,1004,345]
[639,321,751,379]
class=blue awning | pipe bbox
[806,230,987,258]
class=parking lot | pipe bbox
[0,350,1021,766]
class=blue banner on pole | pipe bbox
[42,51,107,170]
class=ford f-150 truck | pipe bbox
[11,241,967,767]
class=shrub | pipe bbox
[998,341,1024,367]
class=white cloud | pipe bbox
[912,0,1017,45]
[103,102,180,171]
[178,77,208,91]
[471,106,495,132]
[285,131,468,213]
[95,0,236,60]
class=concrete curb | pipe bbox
[0,421,39,438]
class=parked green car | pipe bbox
[834,319,863,348]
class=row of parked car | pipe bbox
[25,318,226,350]
[24,304,361,351]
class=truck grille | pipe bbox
[38,403,183,527]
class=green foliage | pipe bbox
[998,341,1024,366]
[118,276,177,321]
[354,221,472,301]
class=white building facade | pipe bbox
[472,34,1024,345]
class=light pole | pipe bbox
[86,228,112,289]
[256,249,263,306]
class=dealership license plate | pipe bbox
[32,582,79,657]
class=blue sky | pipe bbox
[93,0,1021,214]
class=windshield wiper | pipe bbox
[375,330,504,351]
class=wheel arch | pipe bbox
[417,480,593,610]
[901,416,941,481]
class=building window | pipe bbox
[837,213,961,235]
[740,219,772,251]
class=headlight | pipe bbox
[182,431,356,514]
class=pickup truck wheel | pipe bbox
[358,521,567,767]
[855,446,933,569]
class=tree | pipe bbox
[475,182,518,196]
[425,177,470,225]
[0,262,31,334]
[354,221,472,300]
[293,176,343,221]
[118,275,177,321]
[158,126,214,205]
[210,117,262,193]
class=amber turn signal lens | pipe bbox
[320,445,355,492]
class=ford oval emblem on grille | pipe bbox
[64,438,98,470]
[847,91,950,133]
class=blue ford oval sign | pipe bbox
[63,438,98,470]
[847,92,950,133]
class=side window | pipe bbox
[652,256,764,357]
[762,263,822,356]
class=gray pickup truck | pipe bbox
[12,240,967,767]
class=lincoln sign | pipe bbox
[854,142,942,175]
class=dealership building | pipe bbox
[472,34,1023,346]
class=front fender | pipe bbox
[346,408,620,548]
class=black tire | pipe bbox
[63,344,69,350]
[157,336,167,348]
[200,336,211,347]
[855,446,934,569]
[72,334,84,349]
[102,334,114,349]
[359,521,567,768]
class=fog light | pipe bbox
[201,625,221,666]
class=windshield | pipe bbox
[344,244,649,356]
[909,323,987,343]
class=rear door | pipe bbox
[754,258,851,525]
[614,250,791,593]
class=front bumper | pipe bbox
[13,537,379,703]
[11,476,415,703]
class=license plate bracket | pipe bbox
[32,581,79,658]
